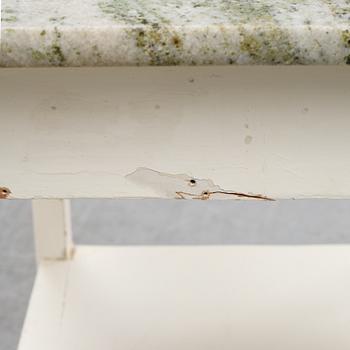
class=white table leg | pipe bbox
[32,199,74,262]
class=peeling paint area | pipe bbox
[126,168,273,201]
[0,187,11,199]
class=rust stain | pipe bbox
[176,190,274,201]
[0,187,11,199]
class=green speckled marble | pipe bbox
[1,0,350,66]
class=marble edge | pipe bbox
[1,23,350,67]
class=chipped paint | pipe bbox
[176,190,273,201]
[0,187,11,199]
[126,168,273,201]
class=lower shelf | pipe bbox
[19,245,350,350]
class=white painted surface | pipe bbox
[32,199,74,261]
[1,66,350,199]
[19,245,350,350]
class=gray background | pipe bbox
[1,199,350,350]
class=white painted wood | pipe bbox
[18,245,350,350]
[1,66,350,199]
[32,199,74,261]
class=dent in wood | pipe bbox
[0,187,11,199]
[126,168,273,201]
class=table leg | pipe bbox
[32,199,74,262]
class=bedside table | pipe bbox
[1,0,350,349]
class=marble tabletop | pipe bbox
[1,0,350,67]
